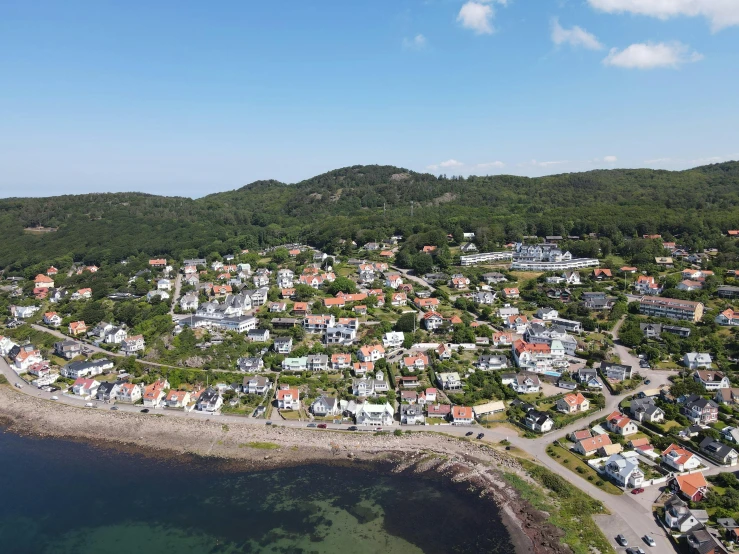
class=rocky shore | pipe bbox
[0,386,571,554]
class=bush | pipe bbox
[393,429,403,437]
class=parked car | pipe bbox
[465,431,474,436]
[140,408,149,413]
[348,426,358,431]
[110,406,119,411]
[50,395,59,400]
[317,423,327,429]
[626,548,645,554]
[265,421,273,425]
[85,402,95,408]
[643,535,655,547]
[631,487,645,494]
[307,423,317,428]
[375,427,383,432]
[477,433,485,440]
[616,534,628,546]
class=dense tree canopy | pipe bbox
[3,161,739,271]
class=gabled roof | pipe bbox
[674,472,708,499]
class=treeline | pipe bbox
[2,161,739,271]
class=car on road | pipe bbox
[348,426,358,431]
[616,534,628,546]
[644,379,651,385]
[375,427,383,432]
[85,402,95,408]
[14,382,23,389]
[307,423,317,428]
[317,423,327,429]
[48,386,60,392]
[465,431,474,436]
[477,433,485,440]
[626,548,645,554]
[265,421,273,425]
[110,406,119,411]
[631,487,645,494]
[140,408,149,413]
[51,395,59,400]
[643,535,655,547]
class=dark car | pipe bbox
[140,408,149,413]
[477,433,485,440]
[265,421,273,426]
[307,423,317,428]
[616,534,628,546]
[110,406,119,411]
[317,423,327,429]
[348,426,358,431]
[644,379,651,385]
[465,431,474,436]
[631,487,645,494]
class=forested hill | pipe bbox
[2,161,739,272]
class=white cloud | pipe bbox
[644,153,739,167]
[476,161,505,169]
[588,0,739,31]
[603,42,703,69]
[528,159,568,167]
[457,1,507,35]
[403,34,427,51]
[426,159,506,173]
[603,155,618,163]
[551,18,603,50]
[457,2,494,34]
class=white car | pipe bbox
[51,395,59,400]
[644,535,656,547]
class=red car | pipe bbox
[631,488,645,495]
[317,423,327,429]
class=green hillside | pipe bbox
[2,161,739,272]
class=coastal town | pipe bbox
[3,232,739,554]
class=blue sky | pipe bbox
[1,0,738,197]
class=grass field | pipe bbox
[546,444,623,495]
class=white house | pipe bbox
[72,378,100,397]
[662,444,703,472]
[510,374,541,393]
[684,352,713,370]
[276,386,300,410]
[382,331,404,349]
[604,453,644,488]
[180,293,199,311]
[358,344,385,362]
[121,335,145,355]
[116,383,143,403]
[0,336,19,357]
[356,402,394,426]
[311,395,340,416]
[693,370,730,391]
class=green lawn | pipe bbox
[546,444,623,495]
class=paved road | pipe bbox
[390,266,434,290]
[169,273,182,316]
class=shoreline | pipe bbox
[0,386,570,554]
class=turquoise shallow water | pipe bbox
[0,428,514,554]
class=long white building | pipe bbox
[510,258,599,271]
[460,252,513,266]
